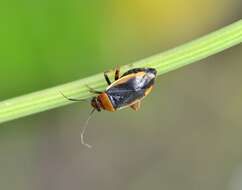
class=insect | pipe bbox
[61,67,157,147]
[90,67,157,112]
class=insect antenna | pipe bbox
[80,108,96,148]
[59,91,89,102]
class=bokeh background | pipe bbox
[0,0,242,190]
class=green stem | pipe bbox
[0,20,242,124]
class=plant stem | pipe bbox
[0,20,242,124]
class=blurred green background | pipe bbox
[0,0,242,190]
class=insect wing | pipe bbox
[106,73,154,109]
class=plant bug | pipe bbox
[61,67,157,148]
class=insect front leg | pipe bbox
[104,66,120,84]
[104,71,112,85]
[86,85,102,94]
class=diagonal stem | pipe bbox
[0,19,242,124]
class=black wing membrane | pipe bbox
[106,74,154,109]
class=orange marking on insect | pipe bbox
[98,93,115,112]
[107,72,146,89]
[145,86,153,96]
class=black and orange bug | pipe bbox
[61,67,157,147]
[90,67,157,112]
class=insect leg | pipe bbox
[114,66,120,81]
[130,101,141,111]
[59,91,87,102]
[86,85,102,94]
[104,71,111,85]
